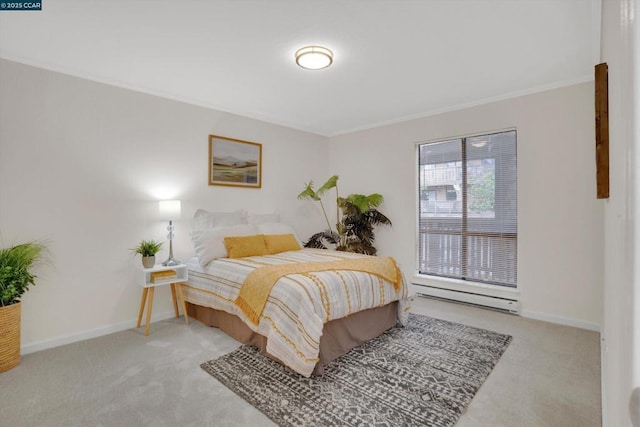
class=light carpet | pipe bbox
[201,314,512,427]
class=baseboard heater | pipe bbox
[415,284,520,314]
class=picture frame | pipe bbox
[208,135,262,188]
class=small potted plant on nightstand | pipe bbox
[132,240,163,268]
[0,241,48,373]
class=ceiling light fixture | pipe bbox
[295,46,333,70]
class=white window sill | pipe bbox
[411,273,520,300]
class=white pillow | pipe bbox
[247,213,280,224]
[192,209,248,229]
[191,224,258,266]
[255,222,302,245]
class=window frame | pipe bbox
[414,128,518,291]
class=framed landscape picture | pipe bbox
[208,135,262,188]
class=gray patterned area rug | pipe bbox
[201,314,512,427]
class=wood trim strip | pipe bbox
[595,62,609,199]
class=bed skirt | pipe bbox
[186,301,399,375]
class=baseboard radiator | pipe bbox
[415,285,520,314]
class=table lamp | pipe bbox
[159,200,181,266]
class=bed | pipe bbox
[182,210,411,377]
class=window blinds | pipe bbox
[417,130,517,287]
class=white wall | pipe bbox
[0,59,329,349]
[0,56,611,396]
[600,0,638,425]
[329,82,604,329]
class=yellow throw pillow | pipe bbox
[264,234,301,255]
[224,234,268,258]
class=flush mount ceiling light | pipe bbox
[295,46,333,70]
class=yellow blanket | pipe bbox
[234,256,402,325]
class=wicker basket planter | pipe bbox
[0,302,21,373]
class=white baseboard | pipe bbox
[20,307,601,355]
[520,309,601,332]
[20,310,177,355]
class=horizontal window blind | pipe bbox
[417,130,517,287]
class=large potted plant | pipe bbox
[297,175,392,255]
[132,240,163,268]
[0,241,47,373]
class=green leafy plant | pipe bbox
[297,175,339,233]
[131,240,163,257]
[297,176,392,255]
[468,170,495,213]
[0,241,48,307]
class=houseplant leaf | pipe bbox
[316,175,339,197]
[297,181,320,201]
[0,241,48,307]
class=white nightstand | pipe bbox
[135,264,190,336]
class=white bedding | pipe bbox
[182,248,410,377]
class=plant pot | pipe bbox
[0,302,21,373]
[142,256,156,268]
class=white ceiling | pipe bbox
[0,0,599,136]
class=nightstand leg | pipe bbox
[170,283,179,317]
[144,287,155,336]
[137,288,148,328]
[176,283,190,325]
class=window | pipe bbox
[417,130,517,287]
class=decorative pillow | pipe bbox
[192,209,248,229]
[224,234,268,259]
[190,224,258,266]
[247,213,280,225]
[264,234,301,255]
[255,222,301,244]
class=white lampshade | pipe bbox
[295,46,333,70]
[159,200,181,221]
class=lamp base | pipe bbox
[162,257,181,267]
